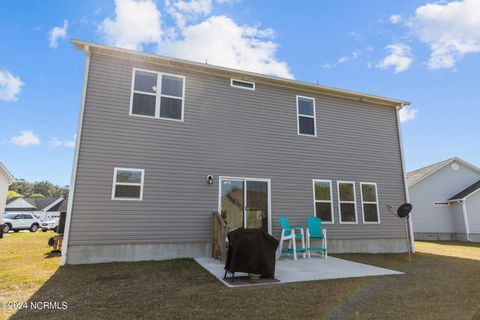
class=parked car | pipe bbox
[41,218,59,233]
[2,213,41,233]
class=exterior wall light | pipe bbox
[207,175,214,185]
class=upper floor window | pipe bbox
[361,182,380,223]
[296,96,316,136]
[130,68,185,121]
[231,79,255,90]
[112,168,145,201]
[313,180,333,223]
[338,181,357,223]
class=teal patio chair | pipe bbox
[277,216,305,260]
[306,216,328,259]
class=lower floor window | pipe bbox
[112,168,145,200]
[313,180,333,223]
[338,181,357,223]
[361,182,380,223]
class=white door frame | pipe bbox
[218,176,272,235]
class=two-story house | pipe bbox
[62,39,413,265]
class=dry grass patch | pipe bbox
[0,232,60,319]
[415,240,480,260]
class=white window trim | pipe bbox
[312,179,334,224]
[129,67,186,122]
[337,181,358,224]
[112,167,145,201]
[296,95,317,137]
[230,78,255,91]
[360,182,381,224]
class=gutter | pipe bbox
[61,45,91,266]
[396,104,415,253]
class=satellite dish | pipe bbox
[397,203,412,218]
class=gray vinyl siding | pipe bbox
[466,191,480,233]
[409,161,480,233]
[68,51,407,246]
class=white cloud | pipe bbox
[390,14,402,24]
[49,20,68,49]
[377,43,413,73]
[165,0,237,27]
[11,130,40,147]
[166,0,213,28]
[337,49,361,63]
[160,16,292,78]
[320,49,361,69]
[408,0,480,69]
[399,106,418,122]
[50,135,76,148]
[0,69,23,102]
[99,0,292,78]
[99,0,162,50]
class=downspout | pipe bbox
[61,45,91,266]
[396,104,415,253]
[460,200,471,241]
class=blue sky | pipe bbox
[1,0,479,186]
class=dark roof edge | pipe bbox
[448,180,480,201]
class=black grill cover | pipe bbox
[224,228,279,277]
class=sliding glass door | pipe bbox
[220,179,245,232]
[219,177,270,234]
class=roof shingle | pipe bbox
[5,197,63,211]
[449,180,480,201]
[407,158,455,186]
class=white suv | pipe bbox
[2,213,42,233]
[41,218,59,232]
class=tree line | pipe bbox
[8,180,69,200]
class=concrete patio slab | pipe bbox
[195,255,403,287]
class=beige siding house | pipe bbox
[62,40,413,265]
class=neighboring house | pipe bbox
[62,39,412,265]
[408,157,480,242]
[0,162,15,220]
[5,197,64,221]
[45,199,67,220]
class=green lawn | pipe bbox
[1,233,480,320]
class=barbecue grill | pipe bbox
[224,228,279,282]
